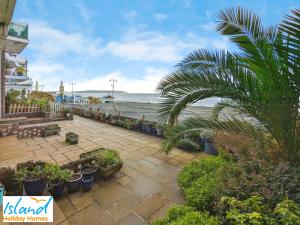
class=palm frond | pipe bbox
[212,99,248,119]
[163,115,268,153]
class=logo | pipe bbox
[2,196,53,223]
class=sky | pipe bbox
[12,0,299,93]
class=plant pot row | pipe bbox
[72,108,166,137]
[72,108,218,155]
[17,160,122,199]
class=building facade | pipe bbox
[0,0,29,118]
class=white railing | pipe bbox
[50,103,64,118]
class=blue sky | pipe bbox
[13,0,299,93]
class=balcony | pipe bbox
[5,22,29,53]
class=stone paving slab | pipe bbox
[0,115,204,224]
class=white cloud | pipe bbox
[28,21,103,60]
[105,32,181,62]
[76,3,96,23]
[104,29,230,62]
[25,20,230,92]
[199,22,216,32]
[153,13,168,21]
[72,67,169,93]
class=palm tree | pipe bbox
[157,8,300,162]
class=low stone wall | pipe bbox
[0,124,19,137]
[17,126,44,139]
[0,123,61,139]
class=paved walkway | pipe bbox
[0,116,203,225]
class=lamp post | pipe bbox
[109,78,117,102]
[69,82,76,103]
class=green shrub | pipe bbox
[274,199,300,224]
[177,154,234,212]
[178,155,230,190]
[152,206,221,225]
[95,149,122,168]
[185,173,222,211]
[221,195,300,225]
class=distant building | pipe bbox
[5,52,32,92]
[59,80,64,97]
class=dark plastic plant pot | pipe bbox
[199,138,206,150]
[134,124,141,131]
[81,176,93,192]
[151,127,157,135]
[80,166,98,181]
[204,141,218,155]
[67,173,82,193]
[49,181,65,198]
[146,126,152,133]
[141,125,147,132]
[156,128,163,136]
[23,178,47,196]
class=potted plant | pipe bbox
[80,165,98,181]
[67,173,82,193]
[90,111,96,119]
[95,149,122,178]
[202,130,218,155]
[95,112,100,121]
[66,132,79,145]
[109,115,119,125]
[156,124,164,136]
[126,119,135,130]
[117,118,125,127]
[82,176,93,192]
[177,139,200,152]
[151,123,157,135]
[15,163,47,196]
[95,108,100,120]
[134,119,143,131]
[44,164,72,198]
[144,122,153,133]
[187,131,204,149]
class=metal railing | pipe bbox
[7,22,29,40]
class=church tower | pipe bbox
[59,80,64,97]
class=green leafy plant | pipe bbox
[178,154,230,190]
[125,119,135,130]
[221,196,300,225]
[185,173,222,211]
[44,163,71,183]
[63,108,70,114]
[15,164,46,186]
[156,124,164,129]
[157,7,300,162]
[152,205,221,225]
[95,149,122,168]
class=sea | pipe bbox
[64,91,220,107]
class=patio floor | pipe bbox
[0,115,203,225]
